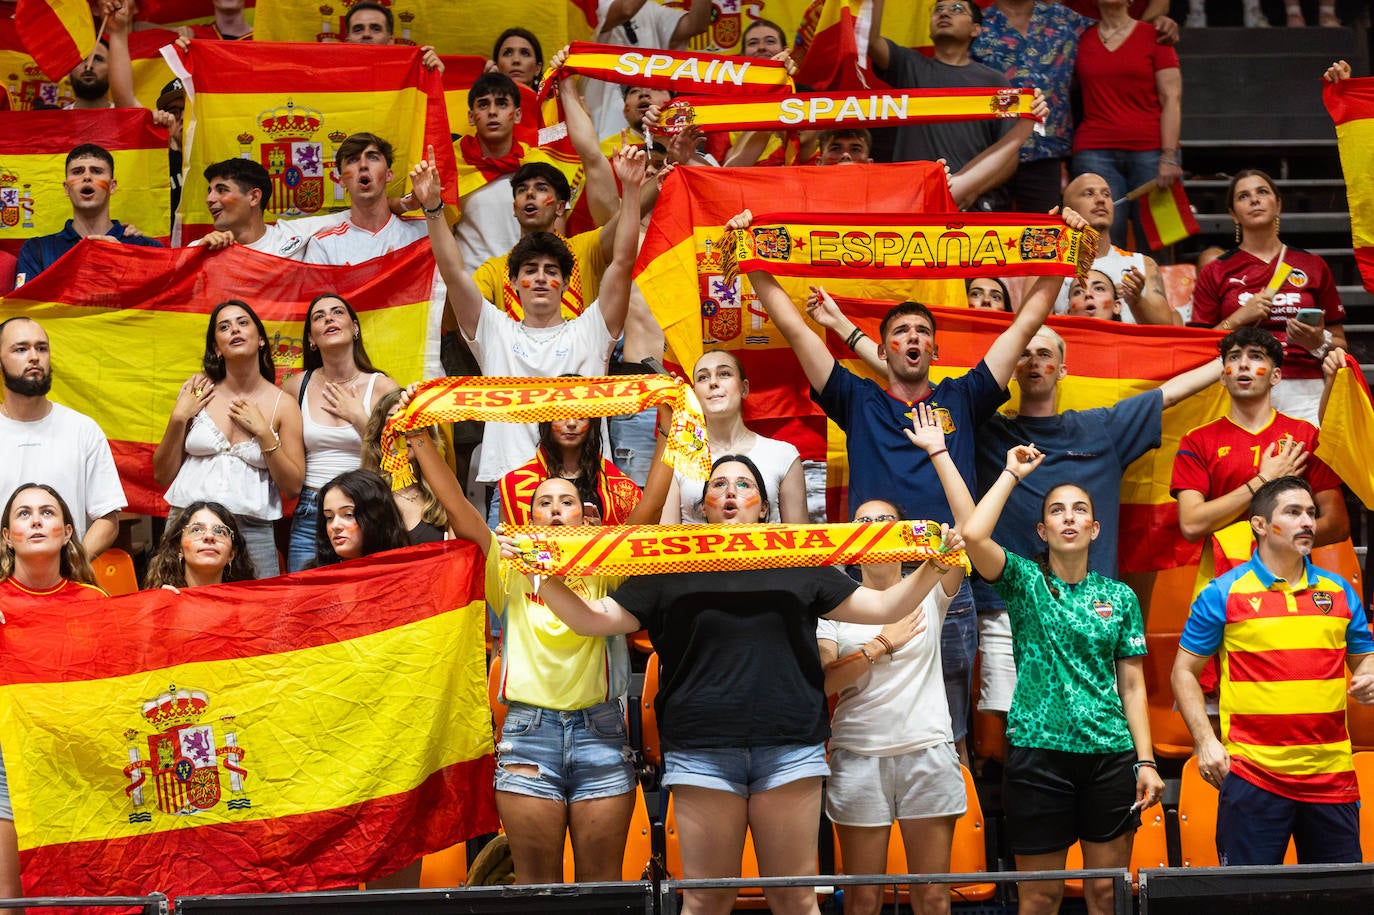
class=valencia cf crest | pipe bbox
[1313,592,1334,614]
[121,685,249,823]
[1092,600,1113,620]
[1286,268,1308,289]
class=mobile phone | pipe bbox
[643,356,672,376]
[1295,308,1324,327]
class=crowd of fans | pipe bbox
[2,1,1372,913]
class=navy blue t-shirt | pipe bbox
[814,360,1008,523]
[973,388,1164,607]
[16,220,162,283]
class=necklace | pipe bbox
[1098,20,1132,45]
[396,487,424,503]
[323,370,362,386]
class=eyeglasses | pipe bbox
[186,522,232,540]
[855,514,898,524]
[933,2,971,15]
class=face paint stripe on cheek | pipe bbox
[1254,367,1268,376]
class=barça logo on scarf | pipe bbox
[122,685,249,822]
[240,99,327,218]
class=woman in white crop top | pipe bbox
[281,294,397,571]
[154,300,305,579]
[660,350,808,524]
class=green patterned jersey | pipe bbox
[992,549,1146,753]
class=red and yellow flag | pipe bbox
[0,108,170,256]
[666,0,934,57]
[1139,181,1200,251]
[0,15,75,109]
[0,541,497,899]
[126,28,181,111]
[635,162,964,461]
[1325,75,1374,295]
[1315,351,1374,508]
[0,240,445,513]
[14,0,95,81]
[170,41,456,243]
[793,0,883,91]
[252,0,592,55]
[658,87,1033,133]
[136,0,258,29]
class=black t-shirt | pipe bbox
[611,566,860,751]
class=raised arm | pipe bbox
[983,206,1089,386]
[805,285,884,375]
[105,4,141,109]
[1158,357,1222,408]
[960,445,1045,582]
[1119,256,1180,326]
[828,527,963,625]
[410,146,485,338]
[404,416,492,551]
[868,0,890,71]
[625,403,677,523]
[728,210,837,391]
[553,53,618,227]
[947,90,1047,209]
[905,401,975,524]
[670,0,712,46]
[596,145,648,339]
[529,577,641,636]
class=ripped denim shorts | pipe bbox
[493,700,636,802]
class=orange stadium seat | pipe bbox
[1352,753,1374,862]
[92,547,138,596]
[641,652,662,768]
[1062,803,1169,896]
[1178,756,1294,867]
[419,841,468,888]
[488,654,507,736]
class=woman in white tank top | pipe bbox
[153,300,305,579]
[281,293,398,571]
[661,350,808,524]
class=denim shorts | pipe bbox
[662,743,829,798]
[494,700,636,803]
[287,486,320,573]
[0,742,11,821]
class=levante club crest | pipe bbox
[122,685,249,822]
[236,100,331,219]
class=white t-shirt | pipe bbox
[190,215,341,260]
[472,300,616,482]
[1054,245,1148,323]
[303,213,427,266]
[673,433,800,523]
[585,0,685,138]
[0,402,127,539]
[817,581,955,756]
[456,178,521,274]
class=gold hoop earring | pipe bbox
[308,340,317,351]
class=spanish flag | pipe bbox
[252,0,592,57]
[677,0,932,58]
[634,161,964,462]
[126,28,181,112]
[793,0,884,91]
[0,108,170,256]
[1315,351,1374,508]
[0,240,445,514]
[136,0,257,28]
[0,541,497,899]
[14,0,95,81]
[1325,74,1374,295]
[170,41,456,244]
[1139,181,1200,251]
[0,14,74,109]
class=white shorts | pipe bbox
[977,609,1016,714]
[825,743,966,827]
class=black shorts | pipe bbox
[1003,745,1139,856]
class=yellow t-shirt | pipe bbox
[484,532,628,710]
[472,228,606,322]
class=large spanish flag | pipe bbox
[669,0,933,57]
[253,0,593,56]
[170,41,456,243]
[0,108,170,256]
[1325,75,1374,295]
[0,541,497,898]
[635,162,964,462]
[0,240,445,513]
[126,28,181,112]
[14,0,95,81]
[794,0,881,91]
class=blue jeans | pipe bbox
[494,700,636,803]
[608,408,657,488]
[0,742,10,820]
[1071,148,1164,252]
[1216,773,1361,865]
[663,743,829,797]
[287,487,320,573]
[940,579,977,742]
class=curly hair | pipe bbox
[360,389,448,531]
[145,502,257,589]
[0,483,96,585]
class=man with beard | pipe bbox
[342,0,443,72]
[15,145,162,284]
[0,317,126,557]
[63,42,114,109]
[1053,172,1176,324]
